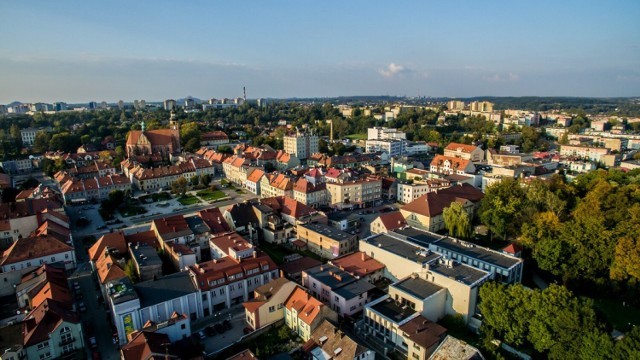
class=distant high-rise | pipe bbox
[284,130,319,160]
[164,99,176,111]
[133,100,146,110]
[117,100,124,110]
[257,98,265,108]
[184,98,195,109]
[469,101,494,112]
[447,100,465,111]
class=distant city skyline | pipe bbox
[1,0,639,103]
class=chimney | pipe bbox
[253,251,258,258]
[361,252,366,262]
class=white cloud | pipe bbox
[379,63,408,78]
[482,72,519,82]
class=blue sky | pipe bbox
[1,0,639,103]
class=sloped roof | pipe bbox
[330,252,385,278]
[198,208,231,234]
[88,232,127,262]
[121,331,179,360]
[22,299,79,347]
[430,155,472,172]
[284,287,324,325]
[444,142,480,154]
[402,184,483,217]
[376,212,407,231]
[1,235,73,267]
[246,168,265,183]
[398,315,447,350]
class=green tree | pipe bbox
[478,178,527,241]
[124,259,140,283]
[200,174,211,186]
[33,131,50,153]
[442,202,473,239]
[190,175,200,186]
[171,176,188,196]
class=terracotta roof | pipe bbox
[124,230,160,249]
[121,331,179,360]
[202,131,229,141]
[276,150,292,163]
[210,232,253,257]
[445,142,480,154]
[284,287,325,325]
[398,316,447,350]
[293,178,326,193]
[242,300,267,314]
[260,196,317,219]
[253,277,291,301]
[402,183,484,217]
[0,198,62,221]
[246,168,265,183]
[330,252,385,278]
[306,320,368,359]
[152,215,193,240]
[32,220,70,243]
[269,173,293,191]
[16,188,35,200]
[502,243,523,255]
[31,281,73,309]
[22,299,79,347]
[126,129,178,147]
[430,154,472,172]
[198,208,231,234]
[96,252,127,284]
[88,232,127,262]
[1,235,73,267]
[226,349,257,360]
[189,254,277,291]
[376,212,407,231]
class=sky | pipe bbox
[1,0,639,103]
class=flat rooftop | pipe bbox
[432,237,521,269]
[429,260,489,286]
[369,298,416,324]
[393,227,443,245]
[134,272,197,308]
[362,234,440,264]
[305,264,357,289]
[393,276,444,300]
[333,279,375,300]
[130,244,162,267]
[299,222,354,242]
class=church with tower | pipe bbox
[125,115,181,158]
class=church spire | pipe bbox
[141,121,146,132]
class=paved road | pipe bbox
[71,269,119,360]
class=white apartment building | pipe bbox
[284,132,319,160]
[365,139,405,157]
[367,127,406,141]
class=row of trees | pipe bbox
[479,282,640,359]
[478,169,640,303]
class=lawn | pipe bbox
[594,298,640,332]
[178,194,200,205]
[346,133,367,140]
[196,189,226,201]
[259,241,322,265]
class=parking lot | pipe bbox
[191,305,248,355]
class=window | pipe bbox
[181,324,186,329]
[37,341,49,350]
[277,303,283,309]
[312,283,317,289]
[269,306,276,313]
[62,344,75,354]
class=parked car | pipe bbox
[89,337,97,349]
[197,331,206,341]
[214,323,225,334]
[73,282,81,290]
[78,302,87,313]
[223,319,232,330]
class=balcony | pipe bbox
[59,336,75,346]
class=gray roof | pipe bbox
[305,264,357,289]
[299,222,354,242]
[107,278,139,305]
[369,298,416,324]
[334,279,375,300]
[432,237,521,269]
[134,271,198,308]
[393,227,443,244]
[130,244,162,268]
[185,215,211,235]
[363,234,440,264]
[393,276,444,300]
[428,260,489,286]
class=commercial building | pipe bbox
[297,222,358,259]
[367,127,407,141]
[365,139,405,157]
[326,178,382,209]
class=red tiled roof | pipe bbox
[23,299,79,347]
[247,168,265,183]
[198,208,231,234]
[189,255,277,291]
[330,252,385,278]
[124,230,160,249]
[430,155,472,172]
[260,196,317,219]
[284,287,324,325]
[1,235,73,267]
[376,212,407,231]
[444,142,479,154]
[402,183,484,217]
[88,232,127,262]
[502,243,523,255]
[210,232,253,257]
[126,129,178,146]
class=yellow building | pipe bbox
[296,222,358,259]
[326,178,382,209]
[243,278,298,330]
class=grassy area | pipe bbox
[152,192,172,201]
[346,133,367,140]
[196,189,226,201]
[594,298,640,332]
[178,194,200,205]
[260,241,322,265]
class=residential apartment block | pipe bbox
[284,131,319,160]
[326,178,382,209]
[297,222,358,259]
